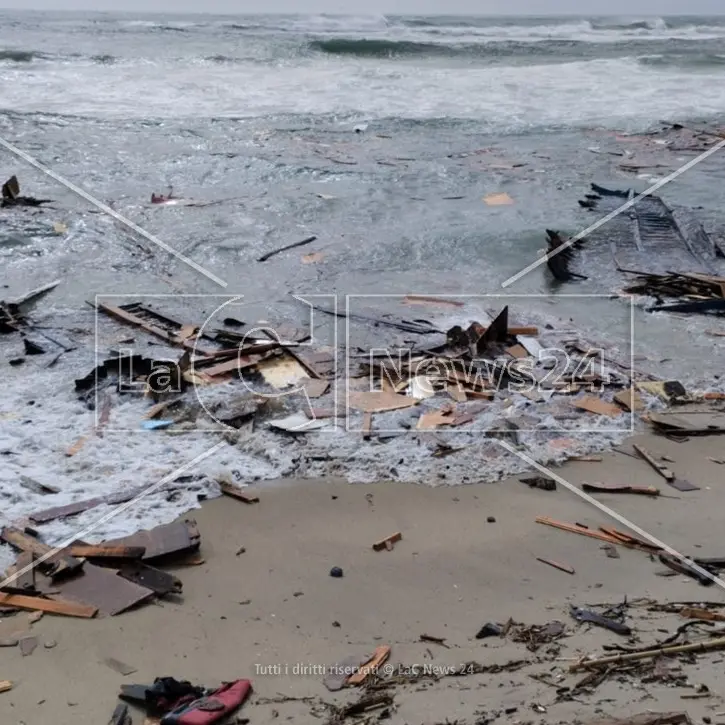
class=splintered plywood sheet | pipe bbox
[347,391,416,414]
[572,396,623,418]
[614,388,643,412]
[46,564,154,616]
[483,192,514,206]
[301,378,330,398]
[257,353,310,389]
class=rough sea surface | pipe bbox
[1,12,725,557]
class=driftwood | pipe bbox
[257,235,317,262]
[570,635,725,671]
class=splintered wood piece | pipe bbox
[373,532,402,552]
[632,444,675,481]
[505,344,529,359]
[403,295,464,308]
[0,593,97,618]
[362,412,373,440]
[219,481,259,504]
[346,645,391,686]
[680,607,725,622]
[535,517,623,546]
[68,545,146,559]
[572,396,623,418]
[347,391,416,413]
[0,681,12,694]
[582,482,660,497]
[536,557,575,575]
[614,388,644,412]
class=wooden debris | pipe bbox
[219,480,260,504]
[419,634,448,647]
[403,295,464,308]
[347,645,391,686]
[572,396,622,417]
[348,391,416,413]
[0,593,97,618]
[536,557,575,575]
[361,412,373,440]
[582,482,660,497]
[102,519,201,562]
[614,388,644,412]
[0,681,12,694]
[680,607,725,622]
[68,545,146,559]
[570,455,603,462]
[632,444,674,481]
[46,563,155,616]
[584,712,692,725]
[2,551,36,594]
[483,192,514,206]
[258,235,317,263]
[29,487,145,524]
[372,532,402,552]
[535,517,623,546]
[570,637,725,671]
[1,526,83,579]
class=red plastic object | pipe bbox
[160,680,252,725]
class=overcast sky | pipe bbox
[1,0,722,14]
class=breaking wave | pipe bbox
[638,52,725,69]
[591,17,669,31]
[0,49,44,62]
[308,37,591,59]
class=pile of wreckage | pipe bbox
[0,517,204,619]
[545,182,725,316]
[78,297,647,440]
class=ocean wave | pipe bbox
[0,49,45,62]
[308,37,592,59]
[639,53,725,69]
[591,17,668,31]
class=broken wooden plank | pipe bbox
[632,444,675,481]
[535,517,623,546]
[29,487,145,524]
[0,681,12,694]
[117,564,182,597]
[0,593,97,618]
[346,645,391,686]
[680,607,725,622]
[0,527,83,579]
[45,563,155,616]
[347,391,416,414]
[582,482,660,497]
[68,545,146,559]
[219,481,260,504]
[613,388,644,412]
[536,557,575,575]
[572,396,622,417]
[584,712,692,725]
[2,552,36,594]
[403,295,464,308]
[101,519,200,562]
[257,235,317,263]
[362,411,373,440]
[373,533,402,552]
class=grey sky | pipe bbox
[2,0,724,14]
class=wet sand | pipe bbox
[2,430,725,724]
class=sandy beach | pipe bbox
[2,427,725,724]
